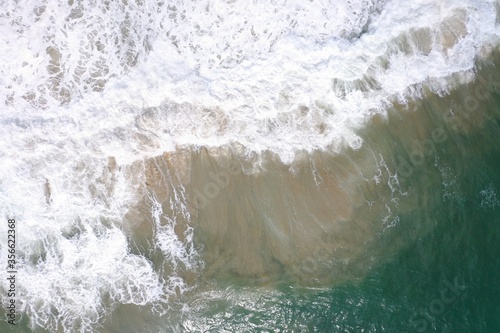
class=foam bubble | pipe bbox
[480,183,500,208]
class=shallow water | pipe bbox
[1,0,500,332]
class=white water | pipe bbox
[1,0,499,331]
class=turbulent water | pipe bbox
[1,0,500,332]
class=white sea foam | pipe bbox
[480,183,500,208]
[2,0,499,163]
[1,0,499,331]
[150,193,200,271]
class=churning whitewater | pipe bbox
[1,0,500,331]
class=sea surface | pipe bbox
[1,0,500,332]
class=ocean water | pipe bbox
[1,0,500,332]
